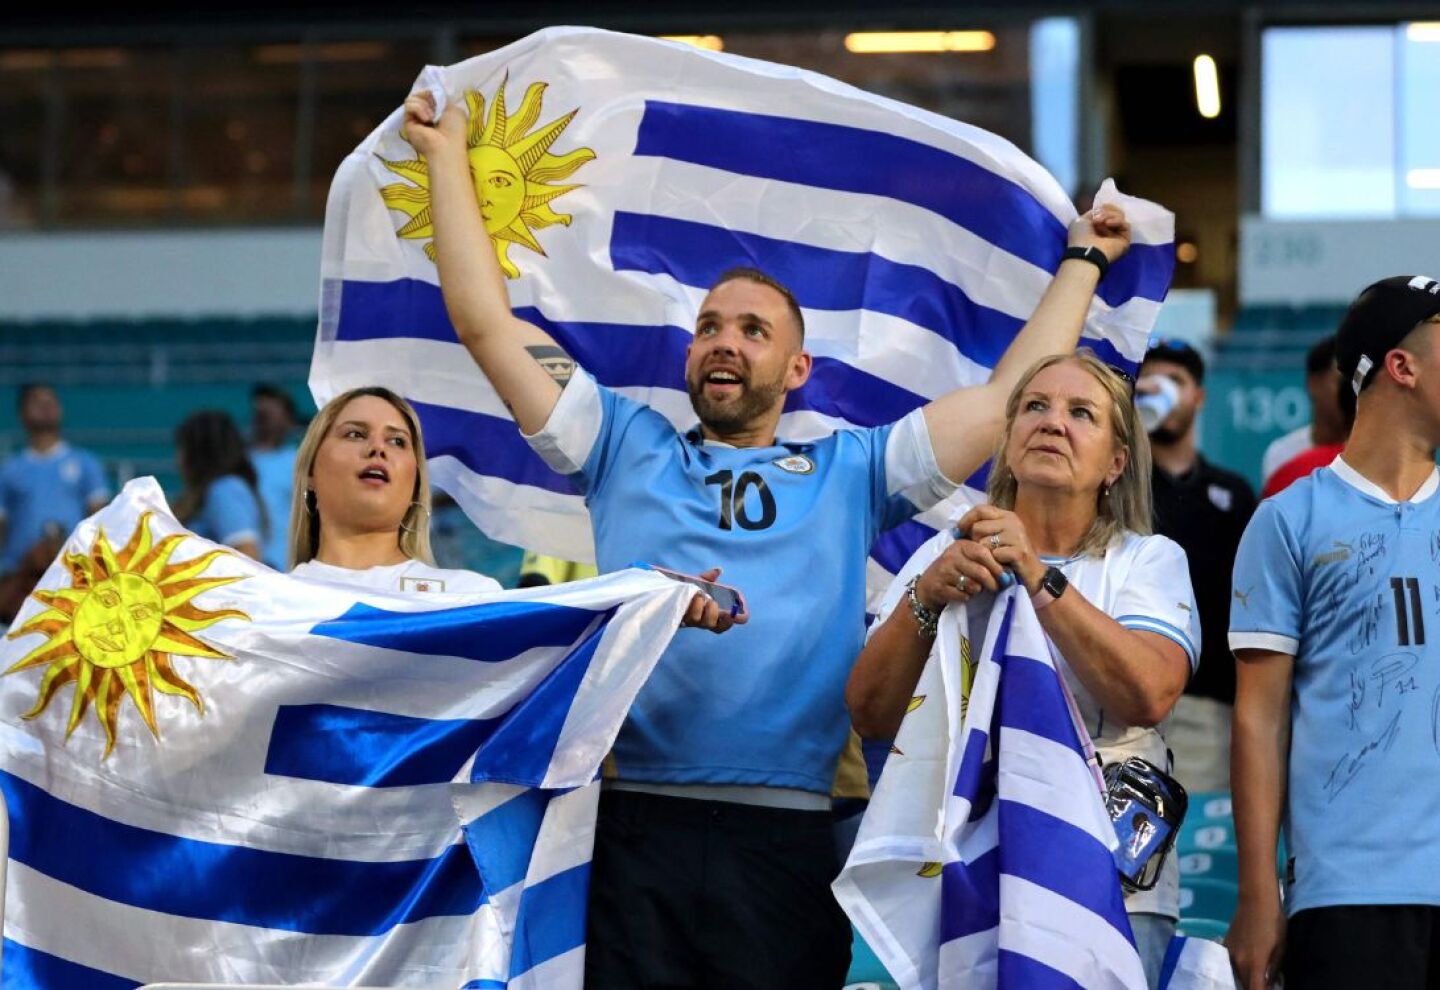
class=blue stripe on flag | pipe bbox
[632,101,1172,306]
[996,949,1089,990]
[265,704,503,787]
[1158,935,1187,989]
[940,848,999,942]
[310,598,599,661]
[508,862,591,979]
[998,799,1133,935]
[331,279,928,428]
[463,788,551,895]
[411,398,583,496]
[0,770,484,936]
[470,613,607,784]
[519,306,925,427]
[997,654,1088,757]
[1,939,140,990]
[610,211,1024,367]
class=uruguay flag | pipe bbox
[834,590,1146,989]
[312,26,1176,595]
[0,478,691,989]
[834,591,1235,990]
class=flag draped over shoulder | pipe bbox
[0,478,692,990]
[833,591,1235,990]
[312,26,1176,591]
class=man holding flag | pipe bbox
[403,86,1132,986]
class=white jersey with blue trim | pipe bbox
[1230,458,1440,915]
[872,514,1199,918]
[526,370,955,794]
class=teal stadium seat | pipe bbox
[846,926,896,988]
[1178,848,1239,884]
[1178,878,1239,921]
[1177,917,1230,941]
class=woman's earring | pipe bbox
[399,500,428,535]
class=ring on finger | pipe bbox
[956,574,968,593]
[988,534,1002,550]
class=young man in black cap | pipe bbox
[1228,275,1440,990]
[1139,339,1256,793]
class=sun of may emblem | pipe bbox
[4,512,250,757]
[377,75,596,278]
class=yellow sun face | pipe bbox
[4,512,250,757]
[378,76,596,278]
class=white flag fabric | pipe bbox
[833,590,1148,990]
[311,26,1176,595]
[0,477,691,989]
[1158,936,1237,990]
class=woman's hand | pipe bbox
[1067,203,1132,264]
[955,504,1044,594]
[401,90,467,160]
[914,537,1006,611]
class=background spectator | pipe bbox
[1259,336,1345,491]
[0,384,109,622]
[1141,339,1256,793]
[250,384,301,570]
[174,410,265,561]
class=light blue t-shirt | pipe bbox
[251,444,297,569]
[189,475,264,552]
[0,442,109,571]
[528,372,955,793]
[1230,457,1440,914]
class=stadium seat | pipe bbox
[1177,821,1236,853]
[1177,918,1229,941]
[1178,878,1239,921]
[1178,848,1239,884]
[1187,793,1232,822]
[846,925,897,987]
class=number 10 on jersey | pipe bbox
[704,470,777,531]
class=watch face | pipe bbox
[1042,566,1068,597]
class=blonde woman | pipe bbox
[846,351,1199,987]
[287,386,499,594]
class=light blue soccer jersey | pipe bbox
[189,475,264,551]
[0,443,109,571]
[251,444,297,569]
[1230,458,1440,914]
[528,372,954,793]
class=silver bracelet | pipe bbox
[905,576,939,639]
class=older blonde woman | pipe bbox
[847,351,1199,987]
[286,386,499,594]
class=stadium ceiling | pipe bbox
[6,0,1440,42]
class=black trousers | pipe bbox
[1285,905,1440,989]
[584,790,852,990]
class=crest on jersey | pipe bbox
[773,454,815,475]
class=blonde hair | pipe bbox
[288,387,435,569]
[985,350,1153,558]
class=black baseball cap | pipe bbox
[1336,275,1440,395]
[1142,337,1205,385]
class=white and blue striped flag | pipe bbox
[0,477,692,989]
[312,26,1176,594]
[833,591,1234,990]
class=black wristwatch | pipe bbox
[1031,565,1068,610]
[1061,245,1110,280]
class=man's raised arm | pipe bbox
[403,91,570,435]
[920,205,1132,483]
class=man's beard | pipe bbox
[687,368,788,434]
[1149,404,1196,446]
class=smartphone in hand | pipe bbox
[649,566,748,619]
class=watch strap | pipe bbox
[1031,565,1067,611]
[1061,244,1110,280]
